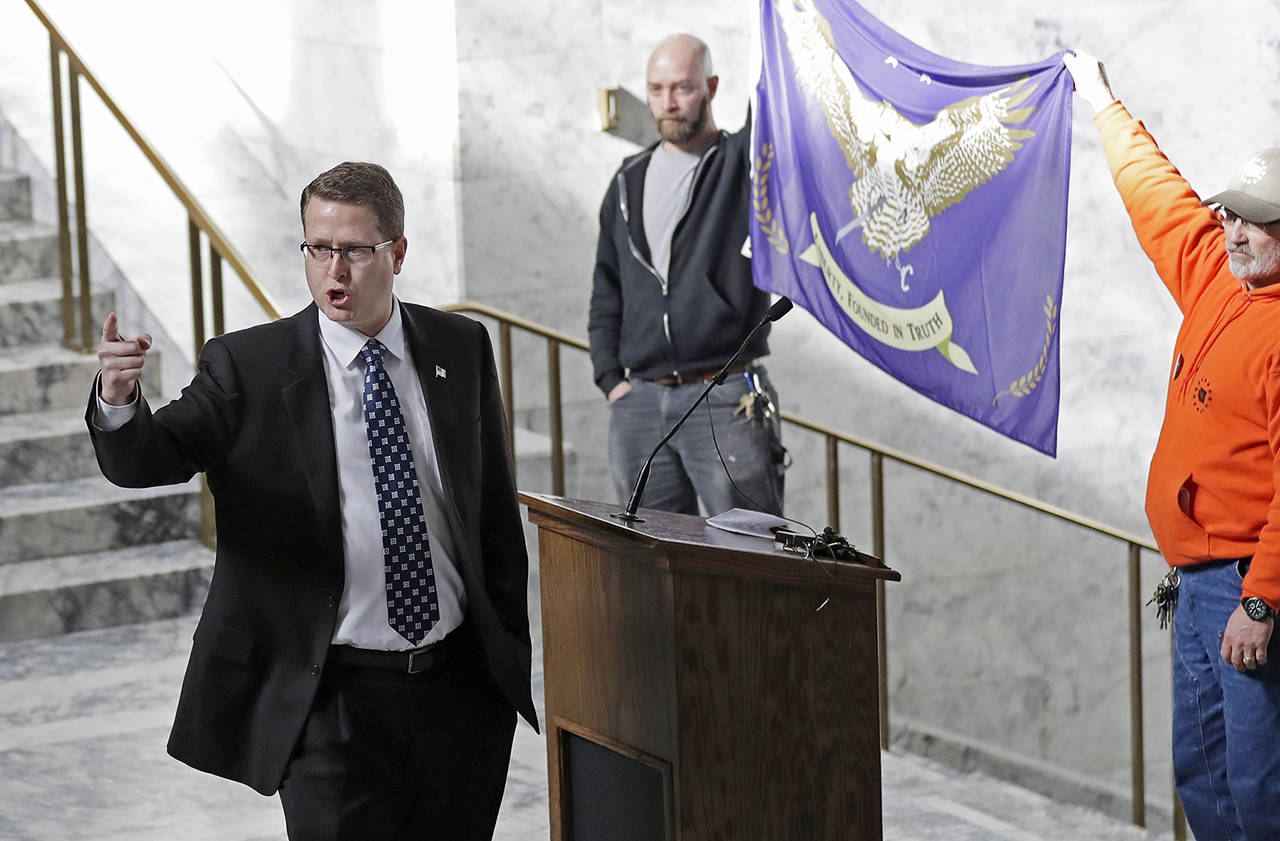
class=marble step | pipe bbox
[0,218,59,283]
[0,341,154,416]
[0,539,212,643]
[0,277,113,348]
[0,170,32,223]
[0,614,1170,841]
[0,408,100,487]
[0,613,292,840]
[0,474,202,565]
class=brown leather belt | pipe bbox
[652,361,751,387]
[327,633,456,674]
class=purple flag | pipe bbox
[752,0,1073,455]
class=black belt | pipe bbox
[652,361,752,387]
[328,633,455,675]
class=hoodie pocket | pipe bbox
[1146,468,1210,556]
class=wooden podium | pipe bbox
[521,493,900,841]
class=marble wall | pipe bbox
[5,0,1280,824]
[456,0,1280,820]
[0,0,464,365]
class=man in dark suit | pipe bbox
[88,162,536,841]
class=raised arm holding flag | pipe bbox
[1065,49,1280,840]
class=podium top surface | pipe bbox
[520,492,900,592]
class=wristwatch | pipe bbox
[1242,596,1276,622]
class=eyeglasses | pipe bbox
[1215,207,1279,230]
[300,240,395,265]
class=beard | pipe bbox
[1229,245,1280,286]
[655,96,710,144]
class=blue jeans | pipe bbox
[1172,559,1280,840]
[608,366,784,516]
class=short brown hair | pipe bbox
[300,162,404,241]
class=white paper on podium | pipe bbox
[705,508,789,539]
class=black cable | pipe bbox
[702,397,838,614]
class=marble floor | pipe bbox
[0,610,1175,841]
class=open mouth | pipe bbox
[327,288,349,305]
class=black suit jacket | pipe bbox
[86,302,537,795]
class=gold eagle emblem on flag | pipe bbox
[777,0,1037,263]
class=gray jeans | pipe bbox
[608,365,784,516]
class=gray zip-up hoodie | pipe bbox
[588,124,772,396]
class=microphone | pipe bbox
[612,296,793,523]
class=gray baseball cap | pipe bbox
[1202,148,1280,224]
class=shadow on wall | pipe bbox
[604,87,660,149]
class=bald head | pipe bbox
[647,34,714,82]
[646,33,719,151]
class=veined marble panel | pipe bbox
[597,0,754,101]
[0,220,58,284]
[456,0,602,61]
[391,174,464,310]
[0,280,112,349]
[0,562,212,643]
[461,172,603,306]
[457,48,657,183]
[0,539,211,595]
[0,171,31,222]
[0,344,117,416]
[0,408,99,486]
[0,475,201,565]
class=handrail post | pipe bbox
[188,219,204,358]
[186,220,213,547]
[547,339,564,496]
[1128,542,1145,827]
[50,38,75,349]
[871,451,888,750]
[68,63,92,352]
[499,321,515,479]
[826,435,839,531]
[209,243,224,338]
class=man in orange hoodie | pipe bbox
[1065,51,1280,839]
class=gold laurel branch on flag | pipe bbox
[992,294,1058,405]
[753,142,790,254]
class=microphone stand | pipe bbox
[612,297,792,523]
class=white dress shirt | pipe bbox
[96,299,465,650]
[318,301,465,649]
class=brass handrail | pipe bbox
[24,0,282,358]
[24,0,282,548]
[441,299,1178,832]
[439,302,1156,541]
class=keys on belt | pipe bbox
[733,370,776,426]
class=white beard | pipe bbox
[1229,246,1280,285]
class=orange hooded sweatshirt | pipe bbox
[1097,103,1280,609]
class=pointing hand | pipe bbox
[97,312,152,406]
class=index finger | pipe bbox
[102,312,120,343]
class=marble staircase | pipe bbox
[0,167,207,644]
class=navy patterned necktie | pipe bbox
[359,339,439,645]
